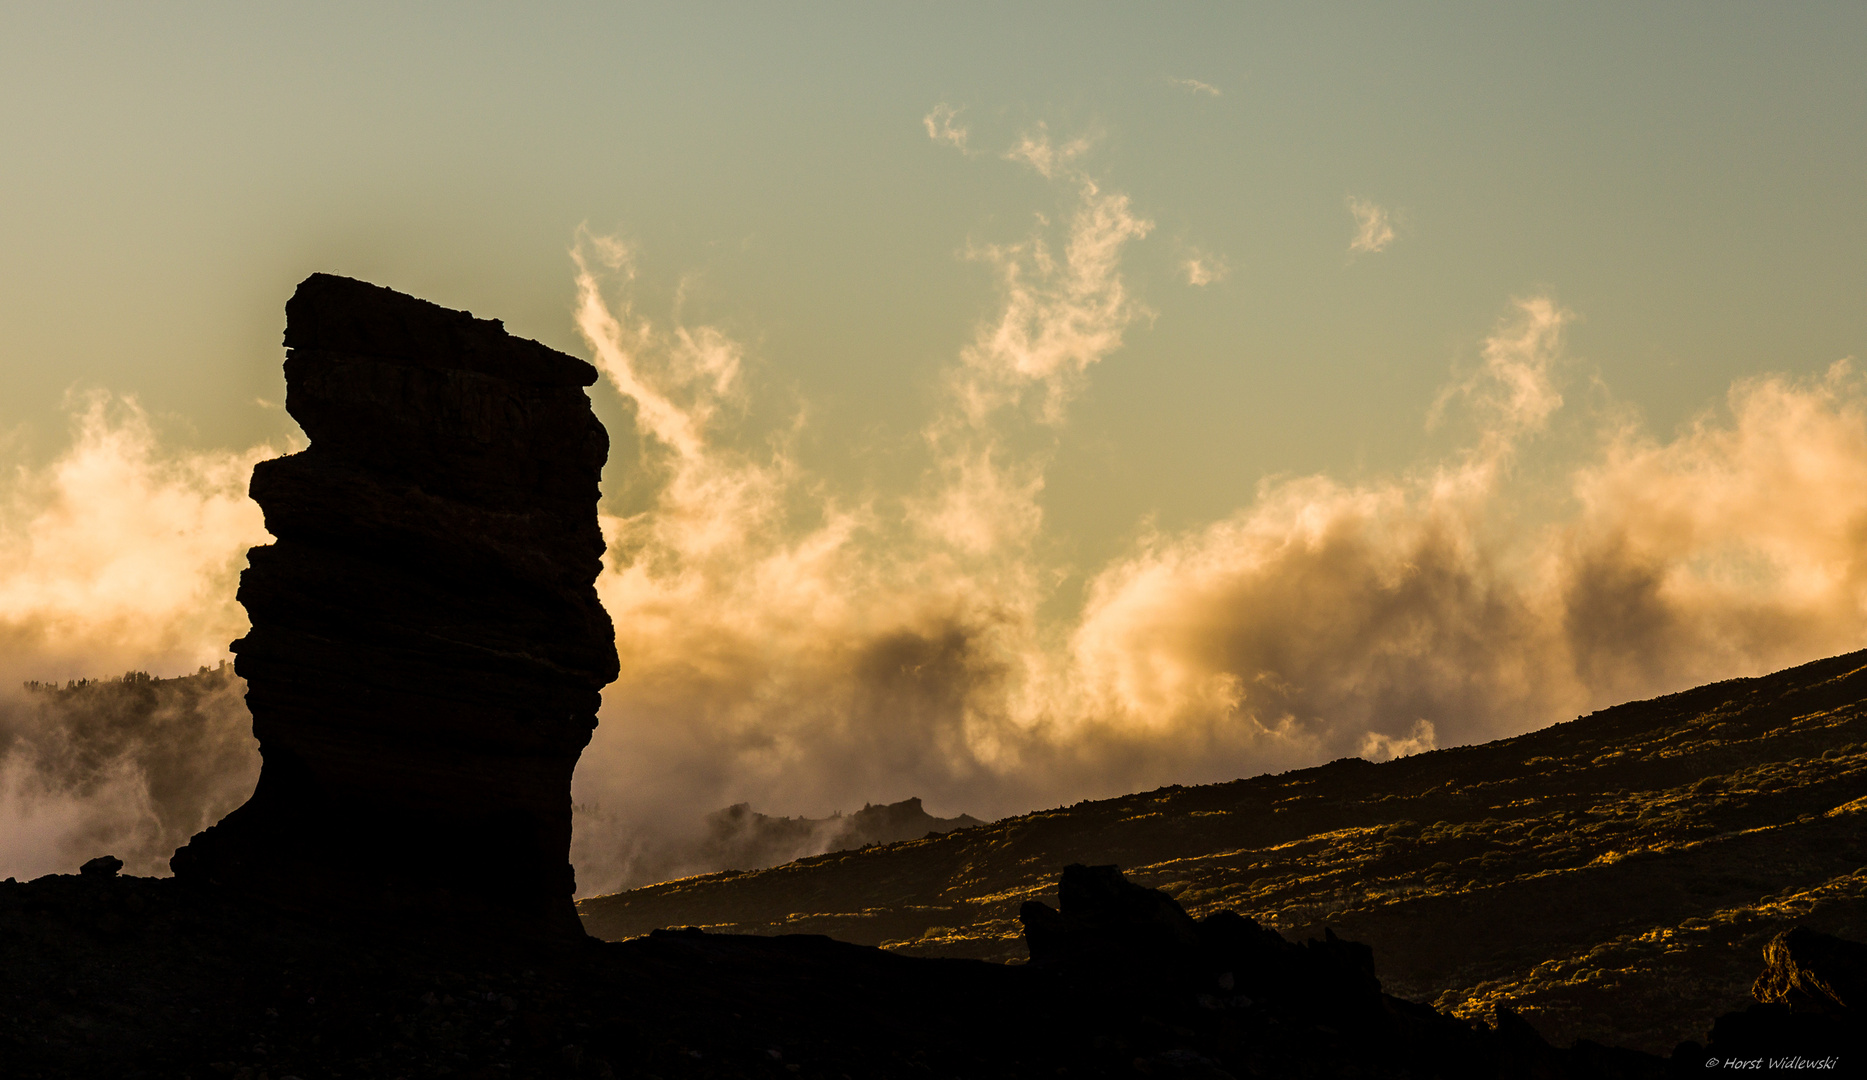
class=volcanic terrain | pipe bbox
[580,648,1867,1055]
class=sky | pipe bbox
[3,4,1866,889]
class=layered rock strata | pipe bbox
[173,274,618,938]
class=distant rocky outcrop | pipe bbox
[702,797,983,870]
[583,796,987,893]
[171,274,618,938]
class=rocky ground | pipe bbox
[579,649,1867,1055]
[8,848,1860,1078]
[1,860,1704,1080]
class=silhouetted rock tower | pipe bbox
[173,274,619,938]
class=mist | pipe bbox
[0,394,272,878]
[0,668,255,880]
[4,127,1866,893]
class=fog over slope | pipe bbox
[0,668,254,880]
[5,122,1867,892]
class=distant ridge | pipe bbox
[579,647,1867,1054]
[585,796,986,892]
[701,796,986,870]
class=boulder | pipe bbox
[1020,863,1383,1018]
[1751,926,1867,1016]
[1014,865,1648,1078]
[79,855,123,878]
[1690,926,1866,1065]
[1020,862,1203,973]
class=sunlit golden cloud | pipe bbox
[0,393,274,677]
[568,224,1867,891]
[1348,196,1396,254]
[1167,77,1222,98]
[1003,124,1095,181]
[1072,314,1867,767]
[922,103,972,154]
[1184,253,1228,287]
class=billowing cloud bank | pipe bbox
[3,130,1864,891]
[1074,316,1867,770]
[0,394,271,677]
[563,133,1867,892]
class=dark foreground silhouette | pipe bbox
[174,274,618,940]
[5,858,1862,1078]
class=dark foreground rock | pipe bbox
[1668,927,1866,1073]
[171,275,619,939]
[1751,926,1867,1015]
[4,864,1682,1080]
[1016,863,1664,1079]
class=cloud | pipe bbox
[1184,254,1228,287]
[0,393,275,678]
[1348,196,1396,254]
[1071,314,1867,766]
[1554,358,1867,702]
[923,103,971,153]
[946,180,1153,424]
[1362,719,1436,762]
[1065,302,1571,758]
[1427,296,1570,474]
[1167,77,1222,97]
[1004,124,1094,181]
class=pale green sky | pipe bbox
[3,1,1864,599]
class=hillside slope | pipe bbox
[579,648,1867,1053]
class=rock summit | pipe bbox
[173,274,618,939]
